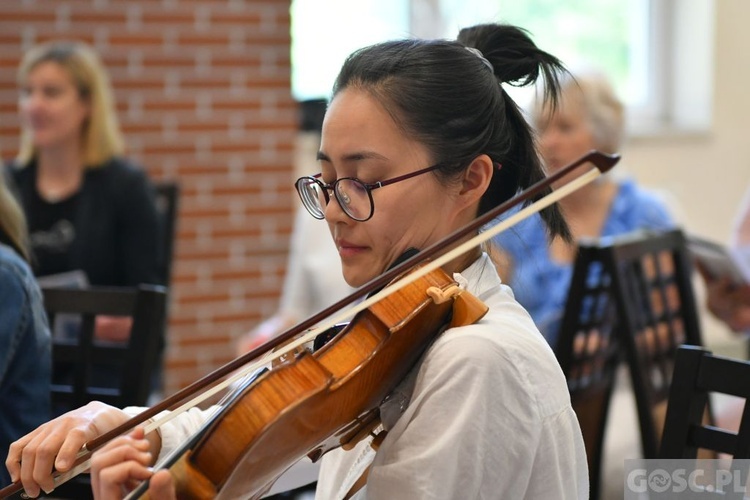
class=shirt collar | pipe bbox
[452,252,502,299]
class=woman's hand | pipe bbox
[705,277,750,333]
[91,427,176,500]
[95,316,134,342]
[5,402,131,498]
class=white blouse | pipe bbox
[314,254,588,499]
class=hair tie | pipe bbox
[465,47,494,74]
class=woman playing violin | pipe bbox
[7,23,588,499]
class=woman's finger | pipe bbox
[95,461,153,500]
[91,428,150,498]
[149,469,177,500]
[6,424,45,482]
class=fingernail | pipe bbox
[21,488,37,499]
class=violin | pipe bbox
[136,262,488,499]
[0,150,619,499]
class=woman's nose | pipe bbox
[539,129,559,153]
[324,189,349,223]
[19,91,42,114]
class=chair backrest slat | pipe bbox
[689,426,739,456]
[700,356,750,397]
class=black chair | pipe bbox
[661,345,750,459]
[555,241,622,500]
[152,180,180,395]
[602,229,705,458]
[153,180,180,289]
[44,284,168,414]
[659,345,750,497]
[41,284,167,499]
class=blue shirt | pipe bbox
[0,243,51,486]
[493,179,676,348]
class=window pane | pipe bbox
[290,0,410,100]
[432,0,645,108]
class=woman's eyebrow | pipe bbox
[316,150,389,163]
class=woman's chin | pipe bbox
[341,265,375,289]
[342,272,366,289]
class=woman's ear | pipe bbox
[458,154,494,207]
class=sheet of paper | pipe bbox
[687,235,750,286]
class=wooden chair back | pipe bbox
[659,345,750,498]
[661,345,750,459]
[556,241,622,500]
[44,284,168,415]
[602,229,704,458]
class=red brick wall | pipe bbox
[0,1,297,395]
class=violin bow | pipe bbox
[0,150,618,499]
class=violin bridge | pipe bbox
[425,284,461,304]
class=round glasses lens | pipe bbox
[297,178,325,219]
[335,179,372,221]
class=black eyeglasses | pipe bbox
[295,163,443,222]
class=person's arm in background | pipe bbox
[730,185,750,248]
[703,277,750,332]
[97,161,161,341]
[702,185,750,333]
[0,263,31,393]
[114,161,161,287]
[0,248,52,486]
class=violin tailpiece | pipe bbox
[449,289,489,329]
[426,284,488,328]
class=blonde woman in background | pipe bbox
[5,41,161,341]
[0,168,50,486]
[492,70,676,348]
